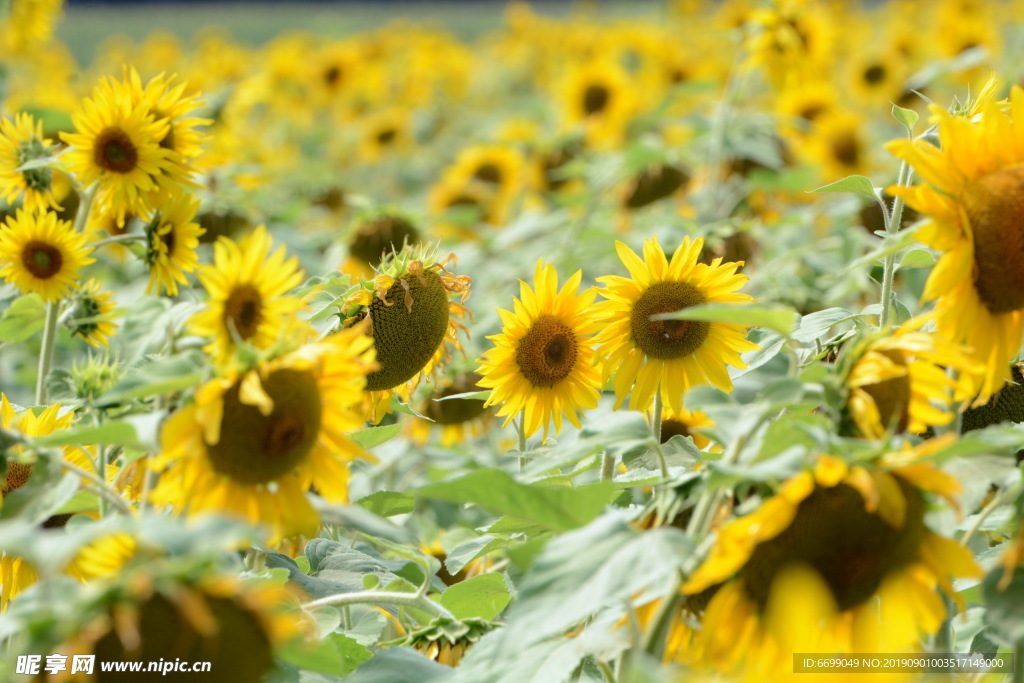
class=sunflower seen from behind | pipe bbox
[143,193,205,296]
[0,207,94,302]
[67,278,119,348]
[886,87,1024,404]
[340,243,471,422]
[150,325,376,545]
[477,259,602,440]
[189,225,306,366]
[680,446,981,677]
[593,236,758,414]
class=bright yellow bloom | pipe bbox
[593,236,759,414]
[144,193,205,296]
[0,208,94,302]
[477,259,603,439]
[0,113,60,212]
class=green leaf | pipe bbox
[278,632,371,677]
[445,535,508,575]
[346,647,450,683]
[357,490,415,517]
[792,307,854,343]
[439,573,511,620]
[982,567,1024,646]
[96,354,204,407]
[53,489,100,516]
[897,248,935,269]
[0,294,46,343]
[32,421,146,450]
[311,499,415,544]
[651,303,797,337]
[309,606,342,639]
[809,174,879,200]
[416,469,615,532]
[350,423,403,450]
[891,103,919,135]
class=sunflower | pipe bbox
[41,568,304,682]
[446,144,526,204]
[67,278,119,347]
[680,447,981,675]
[60,72,179,227]
[477,259,602,440]
[340,243,471,423]
[796,110,872,183]
[593,236,759,415]
[559,59,636,148]
[358,108,413,163]
[0,113,61,212]
[408,372,495,448]
[0,208,94,302]
[189,225,306,366]
[844,321,982,439]
[123,68,209,163]
[143,193,205,296]
[405,618,493,668]
[150,326,376,544]
[886,87,1024,405]
[660,407,717,451]
[743,0,835,88]
[775,80,840,134]
[847,47,909,108]
[428,177,505,241]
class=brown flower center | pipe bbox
[660,418,692,444]
[93,128,139,174]
[349,215,421,268]
[222,284,263,342]
[514,314,579,388]
[830,131,861,168]
[22,240,63,279]
[2,462,33,495]
[474,163,502,185]
[583,84,610,116]
[630,281,709,359]
[206,368,322,484]
[860,350,912,434]
[863,64,886,85]
[742,479,925,612]
[962,164,1024,313]
[422,373,489,425]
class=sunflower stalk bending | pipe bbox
[303,589,456,621]
[879,160,912,329]
[88,233,147,250]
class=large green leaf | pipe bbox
[439,573,511,621]
[416,469,615,532]
[0,294,46,343]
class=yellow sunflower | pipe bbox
[477,259,602,440]
[408,372,494,448]
[67,278,119,347]
[143,193,205,296]
[123,68,209,163]
[0,112,60,212]
[150,325,376,544]
[886,87,1024,405]
[845,322,982,439]
[357,108,413,163]
[60,72,179,227]
[0,208,94,302]
[593,236,759,414]
[189,225,306,366]
[428,177,505,241]
[680,446,981,676]
[446,144,526,204]
[341,243,471,423]
[797,110,873,183]
[559,59,636,148]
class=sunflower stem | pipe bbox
[651,389,669,480]
[72,186,96,234]
[34,301,60,405]
[303,590,456,621]
[88,233,148,250]
[878,160,912,329]
[600,450,615,482]
[516,414,527,471]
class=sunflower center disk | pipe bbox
[831,132,860,168]
[861,350,912,433]
[741,480,925,613]
[474,163,502,184]
[515,314,579,388]
[350,216,420,267]
[630,281,709,359]
[365,270,451,391]
[223,284,264,341]
[94,128,139,174]
[963,165,1024,313]
[424,375,489,425]
[659,418,692,444]
[22,241,63,279]
[206,368,323,485]
[583,85,610,115]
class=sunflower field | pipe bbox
[1,0,1024,680]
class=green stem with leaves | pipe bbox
[34,302,59,405]
[878,160,912,329]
